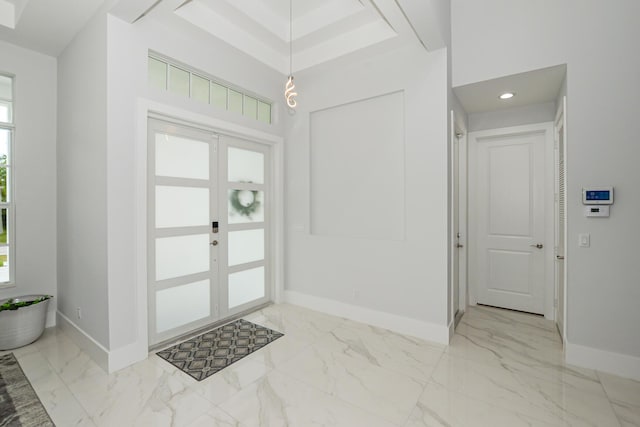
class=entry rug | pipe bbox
[0,353,55,426]
[157,319,283,381]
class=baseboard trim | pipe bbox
[108,341,148,373]
[566,341,640,381]
[284,291,450,345]
[56,311,109,372]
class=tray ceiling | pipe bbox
[174,0,415,74]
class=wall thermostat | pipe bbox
[582,186,613,217]
[582,186,613,205]
[584,205,610,217]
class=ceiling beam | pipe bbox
[394,0,450,51]
[110,0,162,23]
[0,0,16,29]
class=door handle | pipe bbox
[530,243,544,249]
[556,255,565,260]
[210,240,218,246]
[456,243,464,248]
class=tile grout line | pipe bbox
[595,370,626,427]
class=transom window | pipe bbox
[148,54,272,125]
[0,73,14,284]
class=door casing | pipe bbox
[554,96,568,342]
[450,109,468,327]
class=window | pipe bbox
[147,54,272,125]
[0,74,13,284]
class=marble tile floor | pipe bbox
[2,303,639,426]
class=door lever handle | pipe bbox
[456,243,464,248]
[530,243,544,249]
[556,255,565,260]
[210,240,218,246]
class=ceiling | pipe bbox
[171,0,419,74]
[0,0,106,56]
[454,65,567,114]
[0,0,446,75]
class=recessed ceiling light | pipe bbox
[499,92,515,100]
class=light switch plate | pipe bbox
[579,233,590,248]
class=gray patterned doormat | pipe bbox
[156,319,283,381]
[0,353,55,426]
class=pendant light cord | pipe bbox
[289,0,293,76]
[285,0,298,108]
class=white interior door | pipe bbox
[471,128,548,314]
[148,120,271,346]
[555,98,567,341]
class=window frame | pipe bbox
[0,72,15,287]
[147,53,273,125]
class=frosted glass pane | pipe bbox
[228,89,243,113]
[228,147,264,184]
[243,96,257,119]
[191,74,210,103]
[168,65,190,96]
[228,229,264,266]
[228,190,264,224]
[156,133,209,180]
[257,101,271,124]
[211,82,227,109]
[156,186,209,228]
[156,280,210,332]
[229,267,264,308]
[148,57,167,90]
[156,234,209,280]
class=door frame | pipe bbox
[450,109,468,327]
[554,96,568,343]
[468,122,556,319]
[133,99,284,357]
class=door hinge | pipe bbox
[554,298,558,308]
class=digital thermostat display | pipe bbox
[582,187,614,205]
[586,191,610,201]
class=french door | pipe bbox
[148,119,271,346]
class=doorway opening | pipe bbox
[452,64,568,335]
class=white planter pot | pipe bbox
[0,295,50,350]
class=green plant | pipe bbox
[0,295,52,312]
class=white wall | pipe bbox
[285,43,450,342]
[105,13,284,357]
[468,102,556,132]
[0,41,57,326]
[57,11,109,347]
[452,0,640,377]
